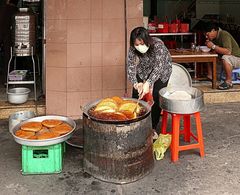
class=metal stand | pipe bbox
[193,34,199,83]
[6,46,37,101]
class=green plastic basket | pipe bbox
[22,143,65,175]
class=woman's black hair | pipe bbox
[130,27,153,47]
[130,27,154,55]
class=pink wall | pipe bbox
[46,0,143,119]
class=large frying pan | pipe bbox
[82,98,152,124]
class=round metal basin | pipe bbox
[159,87,204,114]
[11,115,76,146]
[7,87,31,104]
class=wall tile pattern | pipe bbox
[46,0,143,118]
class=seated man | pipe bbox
[204,22,240,90]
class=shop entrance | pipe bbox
[0,0,45,103]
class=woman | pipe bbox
[127,27,172,138]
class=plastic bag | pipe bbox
[153,133,172,160]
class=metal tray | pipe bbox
[11,115,76,146]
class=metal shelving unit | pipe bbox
[150,32,197,48]
[7,46,37,101]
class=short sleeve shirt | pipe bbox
[214,29,240,57]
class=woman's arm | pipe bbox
[147,41,172,86]
[127,47,138,85]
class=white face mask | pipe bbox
[134,44,149,53]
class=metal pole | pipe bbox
[193,32,198,82]
[124,0,128,96]
[41,0,46,96]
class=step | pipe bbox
[1,82,240,120]
[194,81,240,103]
[0,100,46,120]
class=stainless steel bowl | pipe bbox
[7,87,30,104]
[11,115,76,146]
[159,87,204,114]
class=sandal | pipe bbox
[218,81,233,90]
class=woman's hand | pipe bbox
[134,82,144,96]
[139,81,150,99]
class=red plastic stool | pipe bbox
[161,110,205,162]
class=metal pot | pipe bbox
[11,115,76,146]
[159,87,204,114]
[159,62,204,114]
[82,98,154,184]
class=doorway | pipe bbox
[0,0,45,103]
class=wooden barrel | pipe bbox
[83,113,154,184]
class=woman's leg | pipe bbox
[151,78,168,130]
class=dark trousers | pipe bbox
[132,75,168,130]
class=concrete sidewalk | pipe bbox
[0,103,240,195]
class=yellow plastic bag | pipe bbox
[153,134,172,160]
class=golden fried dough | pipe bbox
[37,131,59,140]
[36,127,50,135]
[90,97,143,121]
[21,122,42,132]
[95,101,118,111]
[119,101,141,113]
[42,119,63,128]
[50,123,72,135]
[119,110,136,120]
[15,130,35,139]
[28,135,38,140]
[111,96,124,105]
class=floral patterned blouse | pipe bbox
[127,37,172,87]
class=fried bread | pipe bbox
[15,130,36,139]
[20,122,42,132]
[50,123,72,135]
[95,100,118,112]
[37,131,59,140]
[119,110,136,120]
[42,119,63,128]
[90,97,143,121]
[28,135,38,140]
[119,101,141,113]
[111,96,124,105]
[92,112,128,121]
